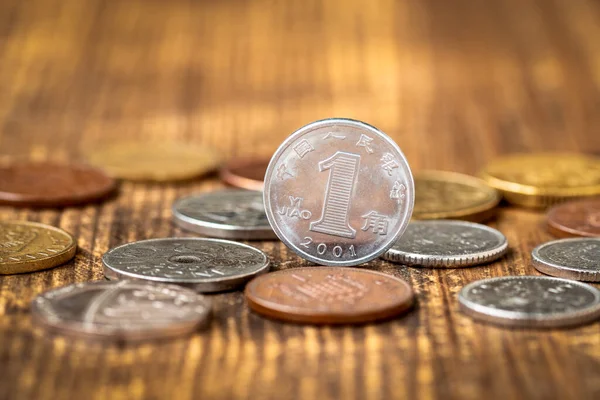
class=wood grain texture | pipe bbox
[1,0,599,399]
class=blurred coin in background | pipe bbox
[220,158,270,191]
[546,198,600,238]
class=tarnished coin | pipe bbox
[172,190,276,240]
[32,280,211,341]
[264,118,414,266]
[0,221,76,274]
[413,170,500,222]
[245,267,414,324]
[532,238,600,282]
[382,220,507,267]
[459,276,600,328]
[480,153,600,207]
[85,141,221,182]
[103,238,270,292]
[0,161,116,207]
[220,158,269,191]
[546,198,600,238]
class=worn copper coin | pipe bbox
[0,221,77,274]
[546,198,600,238]
[220,158,269,191]
[0,161,116,207]
[245,267,414,324]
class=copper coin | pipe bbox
[220,158,269,191]
[546,198,600,238]
[0,161,117,207]
[245,267,414,324]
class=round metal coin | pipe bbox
[245,267,414,324]
[382,220,508,267]
[414,170,500,222]
[458,276,600,328]
[172,190,276,240]
[0,161,116,207]
[103,238,270,292]
[546,198,600,238]
[532,238,600,282]
[264,118,414,266]
[32,280,211,341]
[0,221,77,274]
[220,158,270,191]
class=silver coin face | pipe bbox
[31,280,211,341]
[103,238,270,292]
[264,118,414,266]
[172,190,276,240]
[382,220,508,267]
[459,276,600,328]
[532,238,600,281]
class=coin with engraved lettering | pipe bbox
[245,267,414,324]
[264,118,414,266]
[103,238,270,292]
[532,238,600,282]
[546,198,600,238]
[220,158,270,191]
[0,221,76,274]
[32,280,211,341]
[172,190,276,240]
[382,220,507,267]
[458,276,600,328]
[414,170,500,222]
[0,161,116,207]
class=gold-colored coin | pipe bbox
[85,141,221,182]
[0,221,76,274]
[414,170,501,222]
[481,153,600,208]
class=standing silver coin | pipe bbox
[382,220,508,267]
[31,280,211,341]
[172,190,276,240]
[459,276,600,328]
[103,238,270,292]
[532,238,600,282]
[264,118,414,266]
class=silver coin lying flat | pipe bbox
[32,280,211,341]
[459,276,600,328]
[382,220,508,267]
[103,238,270,292]
[532,238,600,282]
[264,118,414,266]
[172,190,276,240]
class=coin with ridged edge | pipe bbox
[458,276,600,328]
[0,221,77,274]
[382,220,507,267]
[532,238,600,282]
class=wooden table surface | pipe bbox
[1,0,599,399]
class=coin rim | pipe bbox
[458,276,600,328]
[263,118,415,266]
[546,198,600,238]
[381,220,508,268]
[532,238,600,282]
[220,158,269,191]
[244,267,415,324]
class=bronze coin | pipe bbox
[245,267,415,324]
[0,162,117,207]
[547,198,600,238]
[220,158,269,191]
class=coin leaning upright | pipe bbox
[264,118,414,266]
[382,220,508,267]
[532,238,600,282]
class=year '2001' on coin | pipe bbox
[264,118,414,266]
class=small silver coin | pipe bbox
[172,190,276,240]
[31,280,211,341]
[532,238,600,282]
[264,118,414,266]
[382,220,508,267]
[458,276,600,328]
[103,238,270,292]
